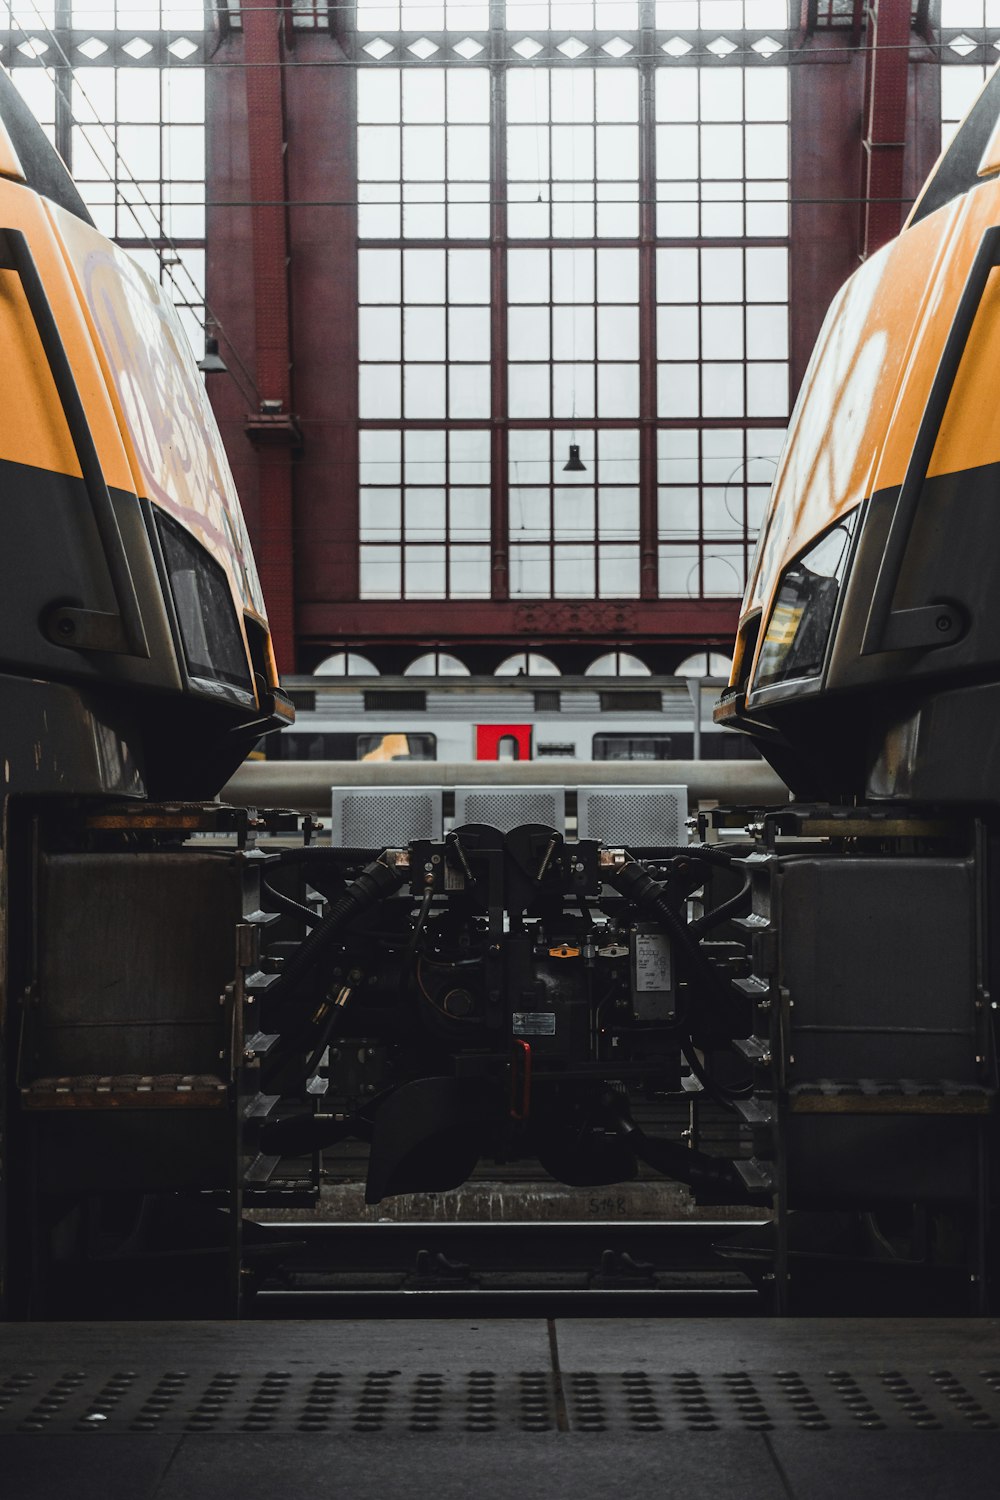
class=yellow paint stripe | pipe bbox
[0,178,133,490]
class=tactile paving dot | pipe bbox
[3,1366,1000,1435]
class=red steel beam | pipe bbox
[859,0,913,259]
[297,598,740,644]
[242,0,297,674]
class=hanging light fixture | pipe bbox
[197,335,228,375]
[562,443,586,473]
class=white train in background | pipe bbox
[262,672,760,765]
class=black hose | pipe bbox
[268,857,406,1002]
[606,859,749,1039]
[404,885,434,968]
[689,870,753,938]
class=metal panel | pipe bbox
[576,786,687,847]
[778,855,980,1082]
[331,787,443,846]
[454,786,565,834]
[31,852,241,1078]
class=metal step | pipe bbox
[20,1073,228,1110]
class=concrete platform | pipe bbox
[2,1318,1000,1498]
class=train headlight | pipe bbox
[753,517,855,692]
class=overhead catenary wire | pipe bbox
[1,5,977,409]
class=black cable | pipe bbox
[625,843,754,869]
[681,1039,752,1109]
[261,874,323,928]
[299,995,350,1087]
[267,856,406,1003]
[403,884,434,968]
[689,869,753,938]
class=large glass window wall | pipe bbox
[1,4,208,354]
[356,7,794,602]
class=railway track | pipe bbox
[247,1218,763,1317]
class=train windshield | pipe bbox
[753,518,854,691]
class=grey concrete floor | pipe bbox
[2,1319,1000,1498]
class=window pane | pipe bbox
[405,545,447,597]
[552,305,595,361]
[403,125,445,180]
[552,248,595,303]
[509,249,552,303]
[406,429,447,483]
[597,306,639,361]
[361,546,402,598]
[599,545,640,598]
[554,544,595,597]
[450,365,491,418]
[597,363,639,417]
[358,69,401,124]
[510,364,551,418]
[450,546,491,598]
[447,70,490,123]
[509,306,551,361]
[402,68,445,123]
[659,543,700,598]
[450,490,491,541]
[510,489,551,540]
[450,429,491,483]
[406,488,447,540]
[360,430,401,486]
[598,429,640,484]
[554,486,595,538]
[359,366,401,419]
[596,70,639,123]
[659,488,700,538]
[598,487,639,538]
[404,306,446,362]
[360,489,402,541]
[404,250,446,303]
[510,544,551,597]
[404,364,446,417]
[360,307,401,362]
[359,250,400,304]
[449,249,491,302]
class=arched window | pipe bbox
[584,651,651,677]
[314,651,379,676]
[494,652,560,677]
[496,734,521,761]
[674,652,733,679]
[404,651,470,676]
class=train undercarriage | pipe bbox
[5,785,994,1319]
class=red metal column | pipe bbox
[489,0,510,601]
[242,0,298,673]
[859,0,913,260]
[638,0,658,603]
